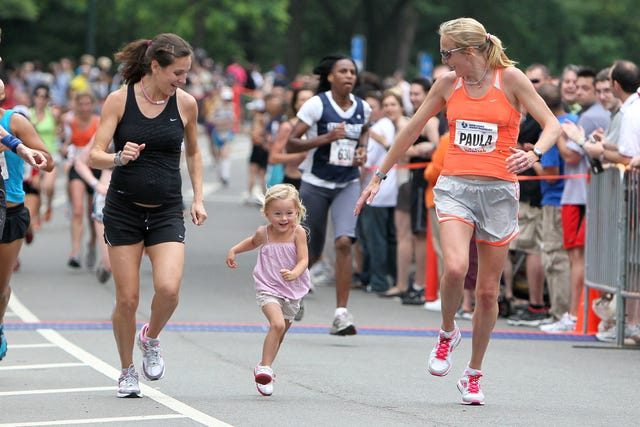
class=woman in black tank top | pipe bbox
[88,33,207,398]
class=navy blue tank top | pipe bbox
[110,84,184,205]
[311,92,365,183]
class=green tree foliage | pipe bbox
[0,0,39,20]
[0,0,638,80]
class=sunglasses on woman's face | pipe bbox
[439,46,467,60]
[440,44,484,60]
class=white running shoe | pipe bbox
[457,367,485,405]
[117,364,141,398]
[539,312,577,333]
[423,299,442,312]
[254,365,274,396]
[310,261,334,286]
[455,308,474,321]
[595,326,617,342]
[137,323,165,380]
[428,325,461,376]
[329,311,357,336]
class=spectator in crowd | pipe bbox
[400,77,440,306]
[584,60,640,166]
[544,66,610,333]
[560,64,581,114]
[50,57,74,108]
[358,90,403,293]
[353,90,383,290]
[531,83,575,323]
[504,63,550,327]
[525,63,552,88]
[580,60,640,341]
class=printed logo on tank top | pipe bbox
[327,122,363,166]
[453,120,498,153]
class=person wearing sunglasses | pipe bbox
[356,17,560,405]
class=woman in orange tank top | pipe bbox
[63,90,101,269]
[356,17,561,405]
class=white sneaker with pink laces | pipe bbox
[427,324,461,376]
[457,366,485,405]
[136,323,165,380]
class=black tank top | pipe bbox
[110,83,184,205]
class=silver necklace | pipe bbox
[463,68,489,87]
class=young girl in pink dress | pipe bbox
[226,183,311,396]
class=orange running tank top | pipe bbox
[441,68,521,181]
[70,115,99,148]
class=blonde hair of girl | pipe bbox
[261,183,306,225]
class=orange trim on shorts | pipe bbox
[476,229,520,247]
[437,212,475,230]
[437,210,519,246]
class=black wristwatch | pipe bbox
[374,170,387,180]
[532,147,543,160]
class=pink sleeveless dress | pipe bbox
[253,225,311,300]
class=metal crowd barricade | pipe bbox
[585,165,640,346]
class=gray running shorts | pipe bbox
[433,175,519,246]
[299,180,359,259]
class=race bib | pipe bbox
[0,153,8,180]
[329,139,357,166]
[454,120,498,153]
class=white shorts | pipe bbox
[255,291,301,322]
[434,175,519,246]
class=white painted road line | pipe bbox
[9,343,57,349]
[8,294,39,323]
[8,295,233,427]
[0,386,113,396]
[0,362,85,371]
[0,414,188,427]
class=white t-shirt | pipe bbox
[363,117,398,207]
[617,91,640,158]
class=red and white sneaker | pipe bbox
[254,365,274,396]
[427,324,461,376]
[457,367,485,405]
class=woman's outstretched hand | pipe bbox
[354,177,380,215]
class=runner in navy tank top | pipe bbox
[287,54,371,336]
